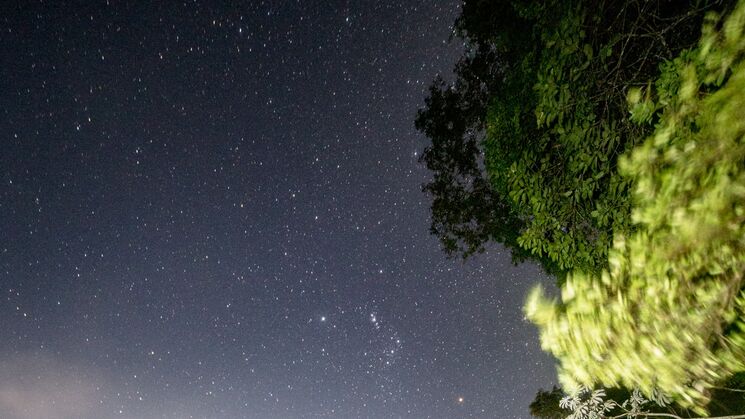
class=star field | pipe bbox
[0,1,556,418]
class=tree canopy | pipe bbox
[526,1,745,412]
[418,0,745,414]
[529,379,745,418]
[530,386,571,419]
[417,0,720,278]
[556,386,745,419]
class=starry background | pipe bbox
[0,1,557,418]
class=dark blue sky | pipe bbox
[0,1,556,418]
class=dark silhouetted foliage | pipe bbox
[417,0,723,279]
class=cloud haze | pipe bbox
[0,354,102,419]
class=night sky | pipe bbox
[0,2,556,418]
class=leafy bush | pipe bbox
[526,1,745,412]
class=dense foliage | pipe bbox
[557,386,745,419]
[418,0,745,415]
[417,0,716,278]
[529,381,745,417]
[529,386,570,419]
[526,1,745,412]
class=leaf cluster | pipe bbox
[526,1,745,412]
[485,0,717,275]
[417,0,719,279]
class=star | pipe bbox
[0,1,557,418]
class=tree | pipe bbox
[526,1,745,412]
[530,386,571,419]
[414,3,556,271]
[416,77,525,260]
[709,373,745,416]
[530,382,745,417]
[559,386,745,419]
[417,0,719,278]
